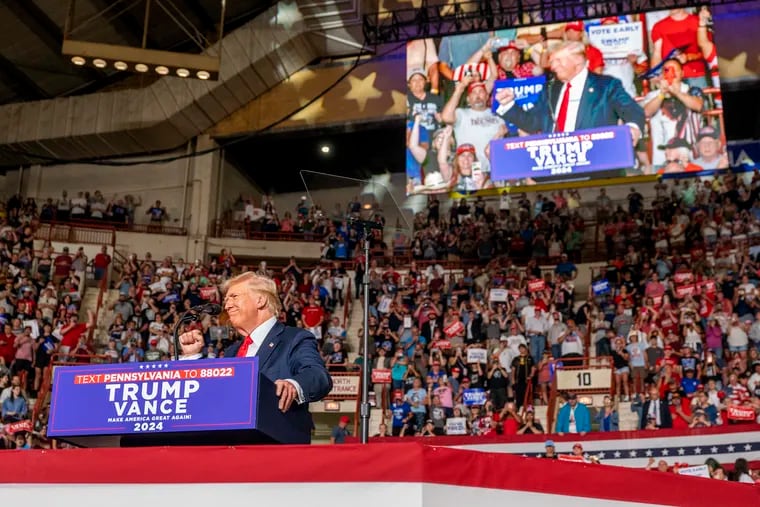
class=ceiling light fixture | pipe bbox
[62,40,221,81]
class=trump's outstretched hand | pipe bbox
[179,329,204,356]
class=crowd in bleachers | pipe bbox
[408,190,587,263]
[3,190,153,227]
[354,171,760,482]
[1,175,759,484]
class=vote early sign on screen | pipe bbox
[48,358,259,437]
[489,126,634,181]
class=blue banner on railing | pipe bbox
[48,358,259,437]
[489,125,634,181]
[463,388,487,406]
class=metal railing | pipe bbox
[38,218,186,236]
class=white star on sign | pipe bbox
[536,453,543,458]
[745,444,752,451]
[677,448,685,455]
[139,365,144,369]
[694,447,702,454]
[598,452,606,459]
[711,446,718,453]
[629,450,637,458]
[661,449,670,456]
[727,445,735,452]
[645,449,653,457]
[614,451,621,458]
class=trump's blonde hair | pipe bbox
[223,271,282,316]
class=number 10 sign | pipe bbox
[555,368,612,391]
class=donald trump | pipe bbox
[179,272,332,420]
[495,40,645,144]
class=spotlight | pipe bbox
[114,61,128,71]
[92,58,107,68]
[196,70,210,80]
[155,65,169,75]
[320,145,330,154]
[71,56,86,66]
[135,63,149,73]
[176,68,190,77]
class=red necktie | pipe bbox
[236,336,253,357]
[555,82,572,132]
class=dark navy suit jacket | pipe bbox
[224,321,333,429]
[499,72,646,134]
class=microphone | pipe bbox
[190,303,222,316]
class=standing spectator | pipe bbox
[510,343,535,409]
[555,392,591,435]
[146,200,167,231]
[12,327,34,390]
[52,247,73,287]
[330,415,351,444]
[388,390,414,436]
[594,395,620,432]
[639,386,673,429]
[1,385,27,423]
[92,245,111,282]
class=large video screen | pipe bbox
[405,7,729,195]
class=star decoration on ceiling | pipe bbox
[344,72,383,112]
[270,0,304,30]
[385,90,406,116]
[286,69,319,94]
[718,52,757,79]
[291,96,327,125]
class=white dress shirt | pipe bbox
[556,68,588,132]
[242,316,278,357]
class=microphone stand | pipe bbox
[359,224,371,444]
[172,309,203,361]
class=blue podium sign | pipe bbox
[490,125,634,181]
[49,358,259,438]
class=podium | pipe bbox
[47,357,312,447]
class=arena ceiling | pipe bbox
[0,0,278,105]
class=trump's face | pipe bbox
[550,47,585,82]
[224,282,263,334]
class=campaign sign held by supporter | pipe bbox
[592,279,611,296]
[588,21,643,59]
[462,388,487,406]
[490,126,634,181]
[49,358,259,437]
[491,75,546,114]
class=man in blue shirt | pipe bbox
[405,377,429,429]
[554,253,577,279]
[390,390,413,436]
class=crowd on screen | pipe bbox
[406,7,726,194]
